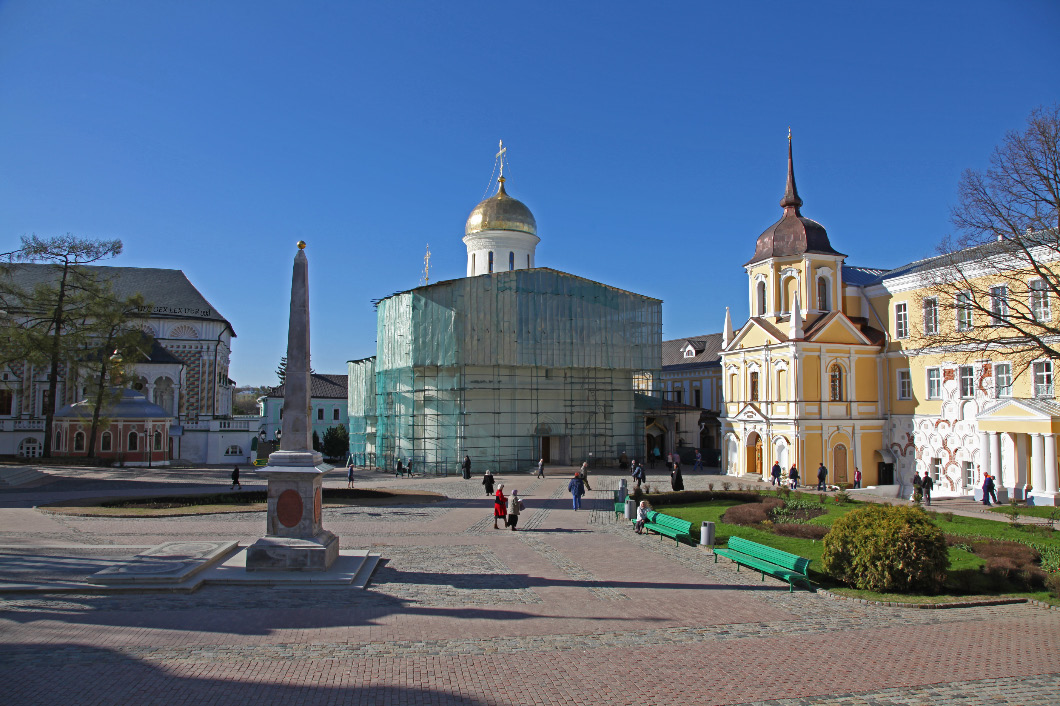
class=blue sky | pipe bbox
[1,1,1058,386]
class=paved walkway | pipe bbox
[1,464,1058,705]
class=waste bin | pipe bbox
[625,498,636,520]
[700,521,715,547]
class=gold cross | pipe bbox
[496,139,507,179]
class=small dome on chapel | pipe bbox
[465,178,537,238]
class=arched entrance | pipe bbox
[18,437,42,458]
[746,432,763,476]
[833,444,848,485]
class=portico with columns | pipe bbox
[976,399,1060,506]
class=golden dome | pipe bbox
[465,178,537,238]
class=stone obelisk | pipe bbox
[246,241,339,571]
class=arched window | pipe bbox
[783,276,798,313]
[74,431,85,451]
[488,251,494,273]
[750,372,760,401]
[526,254,530,268]
[128,431,138,451]
[818,277,829,311]
[154,431,162,451]
[829,363,843,401]
[509,251,514,271]
[101,432,112,452]
[471,253,476,273]
[54,430,62,450]
[756,281,766,316]
[225,445,244,456]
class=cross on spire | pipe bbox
[496,139,507,180]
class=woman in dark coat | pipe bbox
[493,484,507,529]
[670,465,684,491]
[482,470,495,496]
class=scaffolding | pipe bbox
[348,268,661,473]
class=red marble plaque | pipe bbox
[276,489,303,528]
[314,486,322,525]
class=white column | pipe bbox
[989,432,1002,486]
[978,431,990,485]
[1031,433,1045,493]
[1045,433,1058,495]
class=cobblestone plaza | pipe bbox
[1,465,1058,705]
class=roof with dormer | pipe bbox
[662,332,724,369]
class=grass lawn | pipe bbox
[657,493,1060,603]
[989,504,1060,520]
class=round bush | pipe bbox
[821,504,949,593]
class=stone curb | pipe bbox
[816,586,1036,610]
[1026,597,1060,610]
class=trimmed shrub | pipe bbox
[721,497,784,526]
[773,523,830,540]
[971,540,1040,567]
[1047,572,1060,600]
[646,490,759,506]
[821,504,949,593]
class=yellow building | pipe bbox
[719,139,1060,506]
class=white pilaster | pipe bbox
[1046,434,1059,495]
[1031,433,1045,493]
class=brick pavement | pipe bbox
[1,466,1059,705]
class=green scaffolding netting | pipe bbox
[348,269,661,473]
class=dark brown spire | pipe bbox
[780,131,803,214]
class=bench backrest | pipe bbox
[728,536,810,573]
[648,511,693,535]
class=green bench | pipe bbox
[713,536,812,592]
[642,510,696,545]
[614,500,627,517]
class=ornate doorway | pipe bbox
[747,432,763,476]
[833,444,848,484]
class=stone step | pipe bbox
[93,541,240,584]
[350,554,381,589]
[0,467,47,487]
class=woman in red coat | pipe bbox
[494,484,507,529]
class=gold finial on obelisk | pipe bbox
[422,243,431,285]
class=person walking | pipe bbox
[347,463,355,489]
[482,469,495,496]
[770,461,782,488]
[788,464,799,490]
[651,446,660,469]
[852,467,862,489]
[462,454,472,480]
[568,473,585,511]
[982,471,996,506]
[693,449,703,472]
[536,458,545,478]
[231,465,241,490]
[493,484,507,529]
[395,458,404,477]
[579,461,592,491]
[816,462,828,491]
[666,452,673,471]
[506,490,524,531]
[912,470,923,502]
[921,471,934,506]
[670,463,684,491]
[634,500,650,534]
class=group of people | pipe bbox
[768,462,803,490]
[481,471,525,530]
[911,470,936,505]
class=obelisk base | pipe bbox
[247,451,339,572]
[246,531,340,572]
